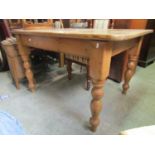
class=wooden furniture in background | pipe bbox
[137,20,155,67]
[12,28,152,132]
[7,19,54,30]
[129,19,147,29]
[22,19,53,29]
[7,19,22,29]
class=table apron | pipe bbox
[19,34,140,59]
[112,38,139,56]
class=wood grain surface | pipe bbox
[12,28,153,41]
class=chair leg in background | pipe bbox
[67,60,72,80]
[85,65,91,90]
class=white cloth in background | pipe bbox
[93,19,110,29]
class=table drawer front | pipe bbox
[21,35,59,51]
[20,35,91,58]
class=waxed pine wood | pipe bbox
[13,28,153,132]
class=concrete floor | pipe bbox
[0,62,155,135]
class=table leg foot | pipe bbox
[122,89,127,95]
[30,87,36,93]
[89,79,104,132]
[89,117,99,132]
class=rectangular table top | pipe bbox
[12,28,153,41]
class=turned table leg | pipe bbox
[89,79,105,131]
[122,55,138,94]
[89,42,112,131]
[23,57,36,92]
[122,37,143,95]
[16,35,36,92]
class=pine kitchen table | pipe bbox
[12,28,153,132]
